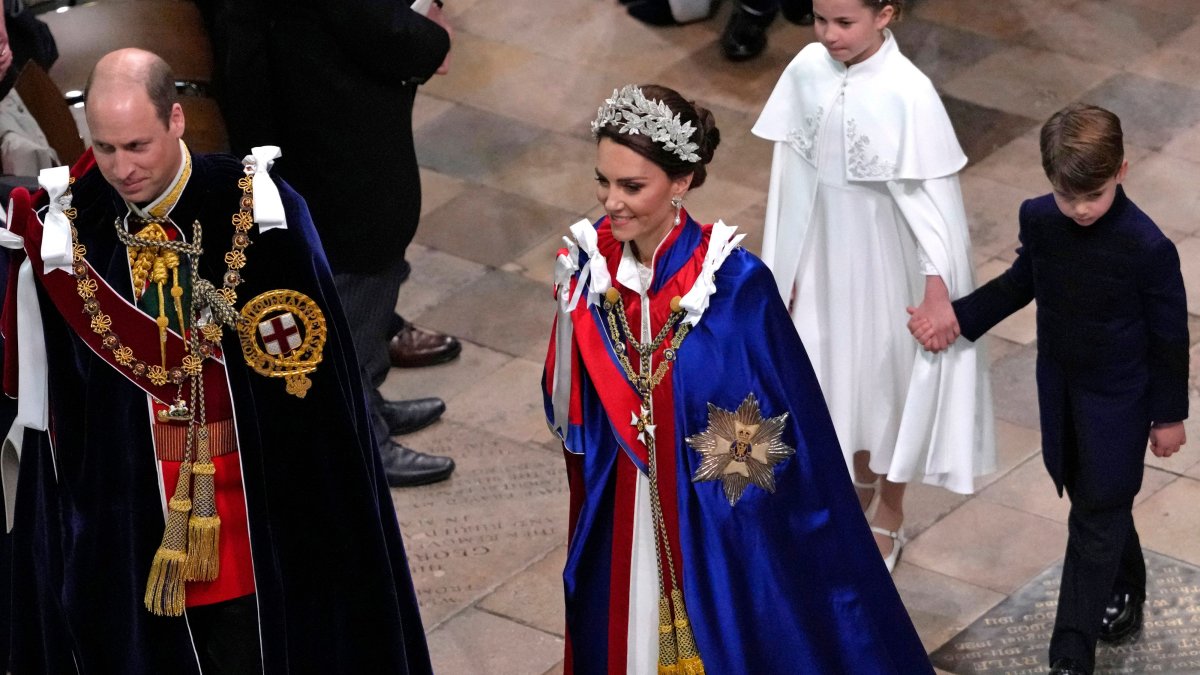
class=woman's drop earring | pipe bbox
[671,196,683,226]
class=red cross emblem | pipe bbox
[258,313,302,356]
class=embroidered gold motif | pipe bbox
[238,289,326,398]
[686,393,795,506]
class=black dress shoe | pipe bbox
[1048,657,1087,675]
[721,6,775,62]
[1098,591,1143,644]
[388,324,462,369]
[379,441,454,487]
[381,397,445,436]
[781,2,815,26]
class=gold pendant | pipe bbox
[686,393,794,506]
[237,289,327,398]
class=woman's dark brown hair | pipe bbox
[594,84,721,190]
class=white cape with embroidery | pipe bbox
[752,31,994,494]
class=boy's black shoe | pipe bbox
[721,6,775,61]
[1098,592,1143,644]
[1048,658,1087,675]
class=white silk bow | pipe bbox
[245,146,287,231]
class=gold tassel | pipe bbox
[671,588,705,674]
[184,430,220,581]
[144,463,193,617]
[658,594,679,673]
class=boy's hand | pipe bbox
[1149,421,1186,458]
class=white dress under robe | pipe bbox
[753,31,995,494]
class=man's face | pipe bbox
[87,92,184,203]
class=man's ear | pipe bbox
[168,102,186,139]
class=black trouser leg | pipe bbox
[334,258,410,447]
[189,593,264,675]
[1050,502,1136,672]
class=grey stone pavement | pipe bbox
[378,1,1200,672]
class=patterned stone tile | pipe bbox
[1102,0,1200,18]
[1080,72,1200,152]
[395,243,491,320]
[443,357,548,444]
[893,563,1006,653]
[415,185,577,268]
[380,343,514,410]
[477,545,567,637]
[959,173,1027,263]
[911,0,1057,41]
[904,499,1068,595]
[1176,236,1200,317]
[456,0,722,83]
[648,40,801,116]
[970,259,1037,346]
[1123,152,1200,237]
[964,128,1051,196]
[412,93,456,134]
[417,167,469,218]
[414,102,544,183]
[676,176,765,234]
[903,480,971,542]
[1162,119,1200,162]
[1017,0,1183,70]
[414,268,553,359]
[988,342,1040,430]
[425,609,563,675]
[392,421,570,628]
[930,551,1200,674]
[974,419,1043,492]
[979,457,1177,526]
[942,96,1040,169]
[419,31,540,107]
[890,17,1004,87]
[942,45,1117,122]
[484,131,599,217]
[1135,476,1200,566]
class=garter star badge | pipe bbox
[238,289,326,398]
[686,393,794,506]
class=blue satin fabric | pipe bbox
[546,221,933,674]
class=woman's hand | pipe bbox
[905,275,959,353]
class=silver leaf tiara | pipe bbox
[591,85,701,164]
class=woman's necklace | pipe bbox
[602,286,705,674]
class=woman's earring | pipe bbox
[671,196,683,226]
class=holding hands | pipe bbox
[907,276,960,353]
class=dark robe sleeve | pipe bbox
[1139,235,1189,424]
[953,199,1037,342]
[307,0,449,86]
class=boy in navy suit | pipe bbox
[911,104,1189,675]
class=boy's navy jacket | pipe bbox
[953,186,1188,495]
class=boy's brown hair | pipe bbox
[1039,103,1124,194]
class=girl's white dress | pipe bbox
[753,31,995,494]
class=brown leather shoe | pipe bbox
[388,324,462,368]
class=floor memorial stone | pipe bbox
[931,551,1200,674]
[389,421,569,627]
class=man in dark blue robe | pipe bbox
[0,48,431,674]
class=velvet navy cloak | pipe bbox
[0,150,431,673]
[543,216,933,674]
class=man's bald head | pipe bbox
[85,48,176,127]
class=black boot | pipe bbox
[1048,658,1087,675]
[721,5,776,62]
[380,397,446,436]
[379,441,455,487]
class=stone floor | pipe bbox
[379,1,1200,673]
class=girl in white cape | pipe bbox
[752,0,995,571]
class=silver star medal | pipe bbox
[686,393,794,506]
